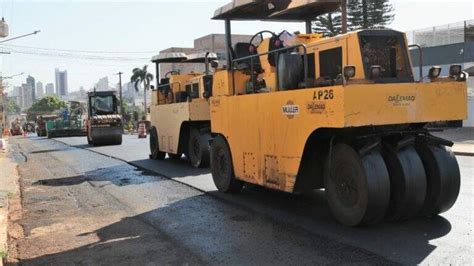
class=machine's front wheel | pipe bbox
[382,145,427,221]
[325,143,391,226]
[211,135,243,193]
[188,128,210,168]
[416,143,460,217]
[150,127,165,160]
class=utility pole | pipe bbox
[341,0,348,34]
[117,72,124,133]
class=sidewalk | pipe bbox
[433,127,474,156]
[0,139,19,266]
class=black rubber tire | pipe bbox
[416,144,461,217]
[113,134,122,145]
[169,153,183,160]
[382,145,427,221]
[188,128,210,168]
[211,135,243,193]
[325,144,391,226]
[149,126,165,160]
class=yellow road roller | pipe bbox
[149,52,217,167]
[208,0,468,226]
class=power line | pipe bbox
[0,43,157,54]
[0,48,151,61]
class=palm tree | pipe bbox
[130,65,154,113]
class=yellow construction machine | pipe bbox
[208,0,468,226]
[149,52,218,167]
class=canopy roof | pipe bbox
[151,52,188,63]
[151,52,218,63]
[213,0,340,21]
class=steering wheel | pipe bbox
[164,70,179,79]
[249,30,278,50]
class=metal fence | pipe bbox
[407,20,474,47]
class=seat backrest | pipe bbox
[233,42,262,72]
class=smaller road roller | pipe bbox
[149,52,217,167]
[86,90,122,146]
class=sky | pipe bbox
[0,0,473,92]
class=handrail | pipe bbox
[231,43,309,95]
[154,81,182,104]
[408,44,423,82]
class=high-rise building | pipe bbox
[45,83,55,96]
[96,77,110,91]
[26,75,36,101]
[55,68,68,98]
[36,81,44,98]
[19,83,33,109]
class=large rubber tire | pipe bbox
[114,134,122,145]
[325,144,391,226]
[211,135,243,193]
[416,144,460,217]
[188,128,210,168]
[382,145,427,221]
[149,126,165,160]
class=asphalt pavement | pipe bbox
[6,134,474,264]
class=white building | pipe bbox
[55,68,68,98]
[45,83,55,96]
[96,77,110,91]
[19,83,33,109]
[36,81,44,99]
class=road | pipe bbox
[6,135,474,265]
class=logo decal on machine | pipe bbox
[282,100,299,119]
[388,94,416,106]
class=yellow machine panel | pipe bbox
[150,98,210,154]
[211,81,467,193]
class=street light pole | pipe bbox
[0,30,40,44]
[117,72,124,133]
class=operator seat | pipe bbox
[233,42,262,73]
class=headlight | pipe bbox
[370,65,382,79]
[428,66,441,79]
[344,66,356,79]
[449,65,462,77]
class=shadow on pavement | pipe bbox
[33,164,165,188]
[25,163,452,264]
[129,158,211,178]
[16,193,390,265]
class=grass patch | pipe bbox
[6,192,15,198]
[0,250,6,258]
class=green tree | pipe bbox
[348,0,394,30]
[6,98,21,114]
[312,10,342,37]
[312,0,394,35]
[26,96,66,121]
[130,65,153,114]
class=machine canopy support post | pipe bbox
[225,19,232,69]
[305,20,312,34]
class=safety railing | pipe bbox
[231,43,309,95]
[154,81,182,104]
[408,44,423,81]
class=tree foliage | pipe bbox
[348,0,394,30]
[6,98,21,114]
[312,0,394,35]
[26,96,67,121]
[130,65,153,113]
[312,10,342,37]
